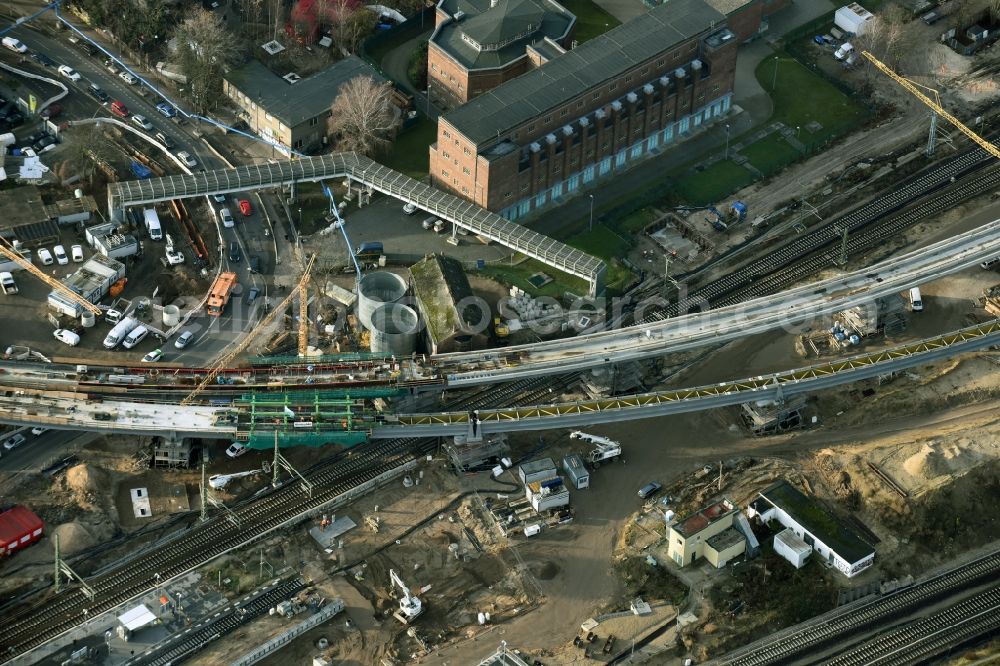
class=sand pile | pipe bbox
[66,464,108,508]
[51,521,97,555]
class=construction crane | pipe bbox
[0,240,102,316]
[298,279,309,357]
[389,569,423,623]
[569,431,622,467]
[862,51,1000,161]
[181,255,316,405]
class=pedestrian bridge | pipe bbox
[107,152,606,295]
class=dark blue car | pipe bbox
[156,101,177,118]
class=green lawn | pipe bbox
[479,259,589,299]
[672,160,755,205]
[381,115,437,180]
[559,0,621,43]
[567,224,630,259]
[616,207,659,233]
[757,56,868,151]
[741,133,804,177]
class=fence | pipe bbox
[228,599,345,666]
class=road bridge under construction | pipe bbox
[0,319,997,441]
[106,153,607,295]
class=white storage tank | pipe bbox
[162,304,180,327]
[357,272,407,331]
[369,303,418,355]
[80,311,96,328]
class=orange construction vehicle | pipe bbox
[206,271,238,316]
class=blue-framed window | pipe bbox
[663,124,674,143]
[679,117,690,134]
[615,150,626,167]
[630,142,643,159]
[583,165,596,183]
[535,190,548,207]
[517,200,531,217]
[552,181,563,198]
[567,174,579,192]
[648,133,660,151]
[599,157,612,175]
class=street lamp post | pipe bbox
[724,124,730,160]
[588,194,595,232]
[772,56,779,91]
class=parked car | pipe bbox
[403,202,418,215]
[637,481,662,499]
[165,249,184,265]
[155,101,177,118]
[53,244,68,265]
[39,103,61,119]
[57,65,81,81]
[226,442,248,458]
[104,58,119,74]
[88,83,110,104]
[245,287,259,305]
[146,133,169,151]
[3,433,26,450]
[30,51,54,66]
[238,199,252,216]
[421,216,436,230]
[119,70,137,85]
[131,114,153,131]
[110,100,129,118]
[142,348,164,363]
[77,41,97,56]
[218,207,234,228]
[53,328,80,346]
[174,330,195,349]
[32,135,56,152]
[71,244,84,262]
[212,193,226,203]
[30,427,49,436]
[37,248,54,265]
[922,9,943,24]
[248,255,261,274]
[228,241,241,262]
[2,37,27,53]
[176,150,197,167]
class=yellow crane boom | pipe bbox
[862,51,1000,161]
[182,255,316,405]
[0,240,102,316]
[298,280,309,357]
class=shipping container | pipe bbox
[562,453,590,490]
[518,458,556,485]
[0,506,44,556]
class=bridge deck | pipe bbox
[107,153,606,294]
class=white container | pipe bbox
[162,304,180,326]
[80,311,96,328]
[524,524,541,537]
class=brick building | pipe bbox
[224,56,386,155]
[428,0,740,220]
[427,0,576,109]
[667,498,746,568]
[703,0,789,43]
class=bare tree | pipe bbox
[327,0,376,55]
[328,76,401,155]
[991,0,1000,21]
[174,9,244,113]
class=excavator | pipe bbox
[389,569,423,624]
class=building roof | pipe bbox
[410,254,482,345]
[520,457,556,474]
[118,604,157,631]
[757,480,875,564]
[441,0,725,145]
[703,0,753,15]
[432,0,574,70]
[673,498,737,538]
[478,644,533,666]
[0,506,43,548]
[774,527,811,555]
[705,526,745,552]
[225,56,386,128]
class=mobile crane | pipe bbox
[389,569,423,623]
[569,431,622,467]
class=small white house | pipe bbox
[835,3,875,36]
[773,528,811,568]
[748,480,875,578]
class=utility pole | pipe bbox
[926,112,938,157]
[54,533,61,593]
[272,430,280,489]
[834,225,849,267]
[718,460,723,491]
[199,456,208,522]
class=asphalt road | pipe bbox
[1,14,289,368]
[0,426,95,501]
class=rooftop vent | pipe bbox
[454,10,465,20]
[261,40,285,55]
[283,72,302,84]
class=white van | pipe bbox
[121,325,149,349]
[0,272,17,295]
[2,37,27,53]
[909,287,923,312]
[103,316,139,349]
[143,208,162,241]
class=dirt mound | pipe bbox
[51,521,96,555]
[66,464,107,507]
[902,441,986,482]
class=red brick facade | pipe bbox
[428,42,533,108]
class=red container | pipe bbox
[0,506,44,556]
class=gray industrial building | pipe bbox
[48,254,126,317]
[562,453,589,489]
[518,458,556,484]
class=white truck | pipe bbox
[103,316,140,349]
[143,208,163,241]
[569,431,622,467]
[0,272,17,295]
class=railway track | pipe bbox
[825,584,1000,666]
[446,373,583,411]
[637,143,1000,323]
[0,370,574,663]
[717,549,1000,666]
[124,577,308,666]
